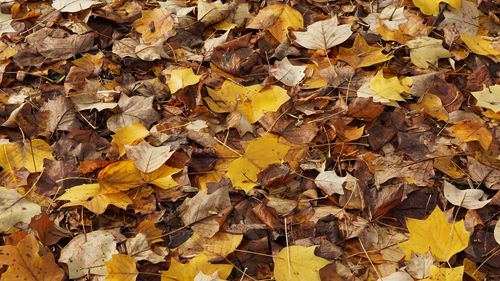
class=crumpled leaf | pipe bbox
[59,229,125,278]
[406,37,451,69]
[161,254,233,281]
[125,141,175,173]
[126,233,168,263]
[338,34,393,68]
[443,181,491,209]
[294,17,352,50]
[399,206,470,261]
[270,57,306,86]
[421,265,464,281]
[107,94,161,132]
[470,85,500,113]
[274,246,329,281]
[104,254,138,281]
[412,0,461,16]
[0,234,64,281]
[228,135,290,193]
[0,186,41,232]
[168,68,202,94]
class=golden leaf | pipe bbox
[274,246,329,281]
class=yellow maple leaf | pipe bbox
[338,34,393,68]
[461,34,500,58]
[205,80,289,123]
[72,51,104,74]
[57,183,132,214]
[406,37,451,69]
[98,160,181,193]
[261,4,303,43]
[132,8,175,43]
[409,92,448,121]
[161,254,232,281]
[449,120,492,150]
[177,232,243,260]
[0,139,55,187]
[422,265,464,281]
[369,70,407,102]
[470,85,500,113]
[412,0,461,15]
[274,246,329,281]
[111,123,150,157]
[399,206,470,262]
[228,135,290,193]
[104,254,138,281]
[0,234,64,281]
[168,68,202,94]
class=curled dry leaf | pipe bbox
[125,141,175,173]
[443,181,491,210]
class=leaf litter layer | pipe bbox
[0,0,499,280]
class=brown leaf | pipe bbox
[40,95,80,132]
[107,94,160,132]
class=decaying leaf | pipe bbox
[406,37,451,69]
[125,141,175,173]
[270,57,306,86]
[443,181,491,209]
[0,234,64,281]
[0,186,41,232]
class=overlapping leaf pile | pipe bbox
[0,0,499,280]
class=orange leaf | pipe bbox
[449,120,492,150]
[0,234,64,281]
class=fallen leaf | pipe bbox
[104,254,138,281]
[461,34,500,58]
[228,135,290,192]
[412,0,461,15]
[294,17,352,50]
[409,92,448,121]
[443,181,491,209]
[197,0,236,25]
[0,234,64,281]
[59,229,125,278]
[449,120,492,150]
[0,186,41,232]
[125,141,175,173]
[161,254,233,281]
[205,80,289,124]
[126,233,168,263]
[421,265,464,281]
[438,0,478,36]
[405,252,435,279]
[132,8,175,43]
[256,4,303,43]
[111,123,150,157]
[369,70,407,102]
[406,37,451,69]
[194,271,225,281]
[314,170,347,196]
[179,187,232,238]
[107,94,161,132]
[273,246,330,281]
[168,68,202,94]
[494,220,500,244]
[72,51,104,74]
[399,206,470,261]
[177,232,243,260]
[338,34,393,68]
[57,183,132,214]
[270,57,306,86]
[40,95,80,132]
[470,85,500,113]
[52,0,100,12]
[376,271,414,281]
